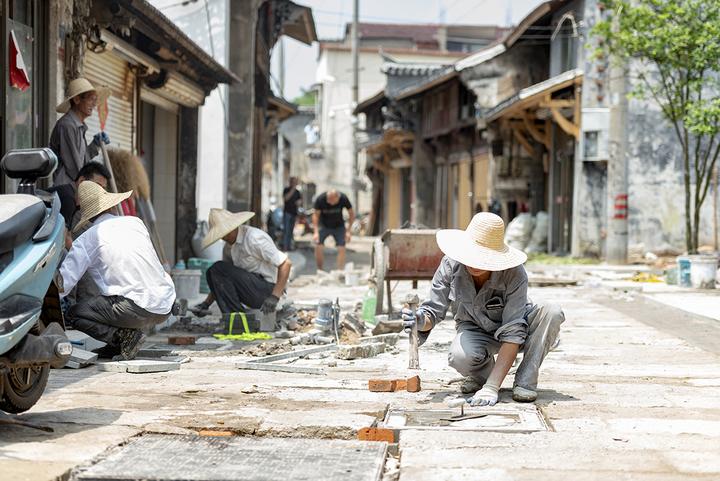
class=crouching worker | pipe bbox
[191,209,292,320]
[401,212,564,405]
[55,181,176,360]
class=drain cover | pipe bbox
[77,435,387,481]
[384,404,548,433]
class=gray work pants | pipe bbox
[67,295,169,346]
[448,302,564,390]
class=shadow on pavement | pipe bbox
[0,407,123,443]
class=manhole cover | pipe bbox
[383,404,548,433]
[76,435,387,481]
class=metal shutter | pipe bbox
[83,50,136,154]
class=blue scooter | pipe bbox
[0,148,72,413]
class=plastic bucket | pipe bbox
[676,256,692,287]
[171,269,201,300]
[689,255,718,289]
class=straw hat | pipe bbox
[56,78,111,114]
[436,212,527,271]
[73,181,132,233]
[202,208,255,249]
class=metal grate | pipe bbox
[76,435,387,481]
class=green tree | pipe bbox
[593,0,720,253]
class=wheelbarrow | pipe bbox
[371,229,444,314]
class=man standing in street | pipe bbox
[56,181,176,360]
[282,176,302,251]
[313,189,355,271]
[191,208,292,323]
[49,78,111,186]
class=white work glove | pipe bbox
[401,307,427,332]
[469,383,499,406]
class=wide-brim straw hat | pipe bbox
[73,181,132,233]
[202,208,255,249]
[56,78,111,114]
[436,212,527,271]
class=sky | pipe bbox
[153,0,545,100]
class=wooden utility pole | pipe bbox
[277,37,285,201]
[351,0,360,210]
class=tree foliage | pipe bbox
[593,0,720,253]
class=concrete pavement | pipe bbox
[1,249,719,480]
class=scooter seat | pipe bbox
[0,194,47,254]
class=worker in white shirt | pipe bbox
[55,181,176,360]
[190,208,292,322]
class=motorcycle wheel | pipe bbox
[0,365,50,413]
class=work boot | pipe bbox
[112,328,146,361]
[93,344,121,359]
[512,386,537,402]
[460,377,483,394]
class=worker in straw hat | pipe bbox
[190,209,293,325]
[49,77,112,186]
[55,181,176,360]
[401,212,565,405]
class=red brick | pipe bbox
[368,379,396,392]
[168,336,196,345]
[406,375,421,392]
[357,427,397,443]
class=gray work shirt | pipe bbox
[49,110,99,185]
[420,256,533,345]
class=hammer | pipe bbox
[404,293,420,370]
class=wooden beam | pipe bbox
[550,106,580,140]
[574,86,582,132]
[512,126,535,158]
[523,113,551,150]
[539,99,575,108]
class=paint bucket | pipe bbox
[171,269,201,300]
[689,255,718,289]
[676,256,692,287]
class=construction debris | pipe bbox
[336,342,386,360]
[65,347,98,369]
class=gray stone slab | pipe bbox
[97,360,181,373]
[76,434,387,481]
[237,362,325,375]
[383,404,549,433]
[66,348,98,368]
[246,344,338,363]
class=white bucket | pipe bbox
[689,255,718,289]
[171,269,202,299]
[345,271,360,286]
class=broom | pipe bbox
[106,148,168,266]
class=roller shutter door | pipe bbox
[83,49,135,154]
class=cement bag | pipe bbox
[505,213,534,250]
[526,211,549,253]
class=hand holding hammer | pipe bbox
[402,293,421,370]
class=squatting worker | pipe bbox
[401,212,565,406]
[312,189,355,271]
[191,209,292,319]
[49,77,111,186]
[47,161,111,230]
[56,181,176,361]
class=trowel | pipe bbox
[441,398,489,422]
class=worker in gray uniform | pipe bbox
[401,212,564,405]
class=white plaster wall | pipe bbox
[148,0,228,221]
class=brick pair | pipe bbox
[368,375,421,393]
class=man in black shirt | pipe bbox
[47,161,111,230]
[282,177,302,251]
[312,189,355,270]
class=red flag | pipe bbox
[9,30,30,91]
